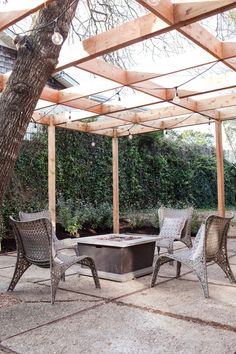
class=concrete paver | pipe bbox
[0,240,235,354]
[1,302,236,354]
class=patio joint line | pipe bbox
[178,277,236,288]
[114,301,236,334]
[0,343,19,354]
[0,301,107,342]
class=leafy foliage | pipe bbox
[2,129,236,235]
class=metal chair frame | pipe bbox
[151,215,235,297]
[8,217,101,304]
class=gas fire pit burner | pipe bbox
[98,235,141,241]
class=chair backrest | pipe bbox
[204,215,233,261]
[10,217,52,267]
[19,210,58,242]
[158,206,193,240]
[190,224,205,261]
[19,210,51,222]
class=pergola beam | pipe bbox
[48,122,56,226]
[56,1,236,72]
[173,0,236,23]
[215,119,225,216]
[112,135,120,233]
[0,0,53,31]
[1,0,236,139]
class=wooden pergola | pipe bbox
[1,0,236,232]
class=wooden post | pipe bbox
[112,135,120,233]
[48,123,56,226]
[215,120,225,217]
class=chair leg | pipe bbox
[8,255,31,291]
[176,261,181,278]
[215,248,236,283]
[151,256,171,287]
[51,265,62,304]
[80,257,101,289]
[195,262,209,298]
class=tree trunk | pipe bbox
[0,0,79,207]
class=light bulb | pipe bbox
[128,132,133,140]
[91,141,96,147]
[147,0,160,5]
[173,87,181,104]
[52,30,63,45]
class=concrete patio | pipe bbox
[0,239,236,354]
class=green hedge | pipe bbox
[2,128,236,233]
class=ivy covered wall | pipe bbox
[2,128,236,228]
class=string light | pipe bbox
[55,87,125,126]
[11,0,78,37]
[128,131,133,140]
[52,21,63,45]
[173,87,181,104]
[147,0,160,5]
[91,141,96,147]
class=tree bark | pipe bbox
[0,0,79,207]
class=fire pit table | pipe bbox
[77,234,156,281]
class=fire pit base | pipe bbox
[77,234,156,282]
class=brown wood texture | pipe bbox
[0,0,79,205]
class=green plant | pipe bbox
[77,201,113,230]
[0,218,6,249]
[65,217,81,236]
[3,128,236,229]
[190,211,202,236]
[58,199,81,236]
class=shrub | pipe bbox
[58,199,113,232]
[57,198,81,235]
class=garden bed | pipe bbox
[0,223,159,253]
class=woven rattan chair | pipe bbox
[19,210,78,254]
[156,206,194,254]
[151,215,235,297]
[8,217,101,304]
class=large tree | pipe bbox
[0,0,79,207]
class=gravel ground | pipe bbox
[0,293,22,309]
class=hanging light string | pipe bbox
[30,87,125,126]
[30,59,219,129]
[133,60,221,92]
[176,60,220,89]
[54,60,220,126]
[30,95,212,138]
[11,0,78,36]
[31,104,59,124]
[116,112,196,139]
[54,87,125,126]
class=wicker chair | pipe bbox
[19,210,78,254]
[156,206,194,254]
[151,215,235,297]
[8,217,101,304]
